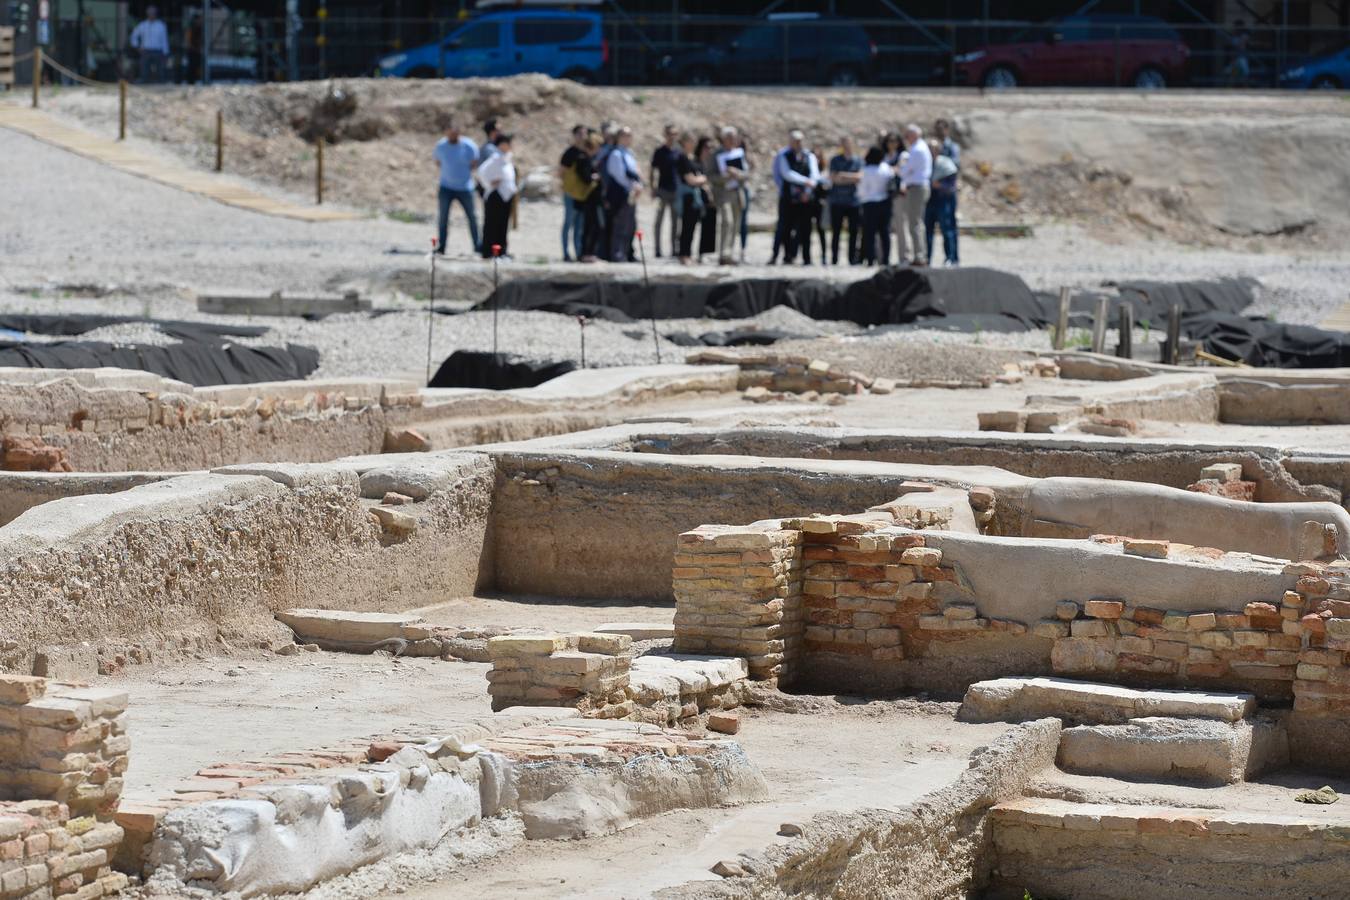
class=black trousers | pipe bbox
[679,195,717,258]
[830,203,861,265]
[481,192,511,258]
[861,200,892,265]
[781,201,815,264]
[769,193,788,261]
[580,192,602,258]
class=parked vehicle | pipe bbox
[952,15,1189,88]
[657,14,877,87]
[1279,45,1350,89]
[376,8,605,82]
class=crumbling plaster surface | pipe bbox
[921,531,1294,623]
[0,453,494,676]
[1019,476,1350,557]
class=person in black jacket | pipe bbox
[675,134,717,264]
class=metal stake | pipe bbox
[636,230,660,364]
[425,237,437,384]
[491,244,502,356]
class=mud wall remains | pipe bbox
[486,451,944,603]
[0,453,494,678]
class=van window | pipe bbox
[515,18,591,45]
[451,21,499,50]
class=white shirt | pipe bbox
[899,139,932,187]
[606,146,641,192]
[773,147,819,189]
[856,162,895,204]
[130,19,170,54]
[475,151,516,201]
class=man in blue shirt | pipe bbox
[434,118,480,255]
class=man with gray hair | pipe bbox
[896,124,932,265]
[714,126,748,265]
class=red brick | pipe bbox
[1131,607,1165,625]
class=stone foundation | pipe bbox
[486,634,633,716]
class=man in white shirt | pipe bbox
[129,6,170,84]
[897,124,933,265]
[604,126,642,263]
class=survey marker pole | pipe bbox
[425,237,437,385]
[636,230,660,364]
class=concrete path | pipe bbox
[0,103,358,222]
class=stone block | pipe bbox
[0,676,46,705]
[487,635,569,657]
[1124,539,1169,559]
[1199,463,1242,482]
[1054,600,1080,621]
[899,548,942,567]
[575,633,633,656]
[1084,600,1124,620]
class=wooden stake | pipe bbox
[1116,304,1134,359]
[1053,286,1071,350]
[118,80,127,140]
[315,138,324,205]
[1090,297,1109,354]
[214,109,223,172]
[1165,303,1182,366]
[31,46,40,108]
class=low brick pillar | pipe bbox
[671,523,804,681]
[0,675,128,822]
[486,633,633,717]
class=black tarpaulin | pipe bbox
[0,340,321,386]
[428,350,576,390]
[0,313,268,339]
[1182,313,1350,368]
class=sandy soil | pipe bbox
[386,698,1010,900]
[114,651,492,800]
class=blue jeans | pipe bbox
[437,186,480,254]
[924,191,958,264]
[561,195,584,260]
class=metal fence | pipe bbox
[15,13,1350,90]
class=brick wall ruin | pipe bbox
[0,375,423,473]
[670,507,1350,716]
[0,675,127,899]
[486,634,634,716]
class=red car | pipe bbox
[953,15,1190,89]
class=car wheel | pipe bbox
[1133,66,1167,89]
[1311,75,1341,90]
[982,66,1018,89]
[561,68,596,86]
[829,65,861,87]
[407,66,437,79]
[685,66,715,87]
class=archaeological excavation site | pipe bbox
[4,75,1350,900]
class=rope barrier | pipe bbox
[10,50,35,64]
[40,54,118,90]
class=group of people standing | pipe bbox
[555,122,752,265]
[433,117,517,259]
[434,115,962,268]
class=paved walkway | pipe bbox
[0,103,359,222]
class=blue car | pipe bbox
[1280,45,1350,89]
[377,9,605,82]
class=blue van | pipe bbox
[376,9,606,82]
